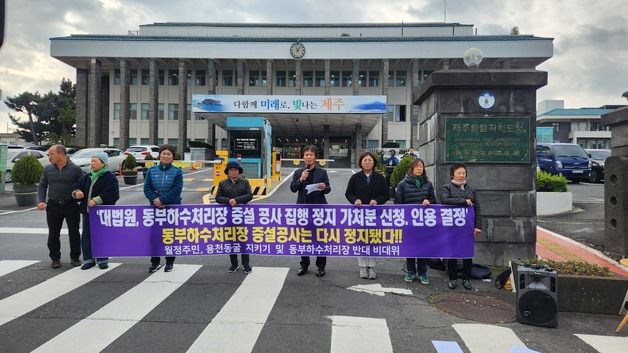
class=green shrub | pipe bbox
[382,141,400,148]
[390,155,414,189]
[123,154,137,173]
[12,155,44,186]
[144,154,154,161]
[174,152,182,160]
[523,258,613,277]
[536,170,567,192]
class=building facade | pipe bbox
[50,22,553,165]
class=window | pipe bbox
[387,105,406,122]
[341,71,352,87]
[168,70,178,85]
[140,138,150,145]
[222,70,234,86]
[276,71,287,87]
[158,103,164,120]
[113,69,120,85]
[395,70,406,86]
[169,138,178,147]
[140,103,149,120]
[168,104,178,120]
[113,138,120,146]
[303,71,314,87]
[130,69,138,85]
[358,71,367,87]
[315,71,325,87]
[187,70,192,86]
[330,71,339,87]
[141,69,149,85]
[158,70,165,85]
[367,140,379,148]
[113,103,120,120]
[287,71,296,87]
[129,103,137,120]
[590,121,601,131]
[158,138,164,145]
[368,70,379,87]
[195,70,206,86]
[249,70,267,87]
[421,70,433,82]
[187,104,192,120]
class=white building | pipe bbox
[50,22,553,166]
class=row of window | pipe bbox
[112,69,432,88]
[113,103,194,120]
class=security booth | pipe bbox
[226,116,272,180]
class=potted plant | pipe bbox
[123,153,138,185]
[536,170,572,215]
[12,155,44,206]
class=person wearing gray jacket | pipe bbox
[440,163,482,290]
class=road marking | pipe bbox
[0,263,121,326]
[32,264,201,353]
[432,340,464,353]
[249,171,295,203]
[0,227,60,235]
[575,334,628,353]
[329,315,393,353]
[0,260,39,278]
[186,267,289,353]
[453,324,527,353]
[347,283,413,297]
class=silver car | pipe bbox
[70,148,126,173]
[4,149,50,183]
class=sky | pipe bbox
[0,0,627,133]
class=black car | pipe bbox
[585,149,610,183]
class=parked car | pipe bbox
[70,148,126,173]
[4,149,50,183]
[585,149,610,183]
[124,145,160,166]
[536,143,592,183]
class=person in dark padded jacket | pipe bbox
[216,161,253,274]
[71,152,119,270]
[440,163,482,290]
[345,151,389,280]
[395,158,437,285]
[143,145,183,273]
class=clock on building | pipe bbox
[289,42,306,59]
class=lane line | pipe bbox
[329,315,393,353]
[432,340,464,353]
[0,227,61,235]
[0,263,121,326]
[186,267,289,353]
[249,171,295,203]
[0,260,39,278]
[575,334,628,353]
[453,324,527,353]
[32,264,201,353]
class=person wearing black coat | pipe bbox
[216,161,253,274]
[395,158,437,285]
[440,163,482,290]
[290,145,331,277]
[345,152,389,280]
[71,152,119,270]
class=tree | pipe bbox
[510,26,520,35]
[4,79,76,145]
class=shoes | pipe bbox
[81,262,95,270]
[228,264,240,273]
[164,263,174,272]
[404,272,415,283]
[297,267,308,276]
[447,280,458,290]
[316,269,326,277]
[148,264,162,273]
[418,274,430,285]
[462,279,472,290]
[360,267,368,279]
[51,260,61,268]
[367,267,376,280]
[70,258,83,267]
[98,263,109,270]
[243,265,252,274]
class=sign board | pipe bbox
[445,117,530,163]
[192,95,386,114]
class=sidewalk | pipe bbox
[537,226,628,277]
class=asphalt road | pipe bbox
[0,168,624,353]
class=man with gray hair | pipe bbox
[37,144,85,268]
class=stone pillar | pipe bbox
[119,59,130,151]
[352,59,360,95]
[87,58,102,147]
[601,107,628,258]
[410,59,420,149]
[236,60,245,95]
[324,59,331,96]
[266,60,273,95]
[352,124,363,167]
[381,59,390,144]
[75,68,88,147]
[178,60,188,155]
[414,69,547,266]
[148,59,159,145]
[207,59,217,147]
[295,60,302,95]
[323,125,330,160]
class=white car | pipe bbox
[4,149,50,183]
[70,148,126,173]
[125,145,160,162]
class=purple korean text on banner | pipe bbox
[89,204,475,258]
